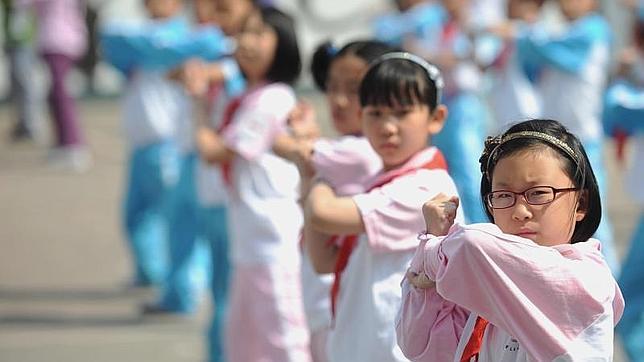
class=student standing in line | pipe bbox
[397,119,623,361]
[305,52,462,362]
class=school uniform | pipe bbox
[196,69,245,362]
[158,59,245,319]
[517,13,620,274]
[101,17,233,288]
[397,223,624,361]
[328,147,463,362]
[121,70,184,285]
[301,135,383,360]
[222,83,311,362]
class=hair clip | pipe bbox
[479,136,502,174]
[327,43,338,57]
[480,131,580,180]
[372,52,445,103]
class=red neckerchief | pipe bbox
[329,149,448,319]
[460,316,489,361]
[216,95,243,186]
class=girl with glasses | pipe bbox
[396,119,623,361]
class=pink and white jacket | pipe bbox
[311,135,382,196]
[396,223,624,361]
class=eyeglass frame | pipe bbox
[485,186,579,210]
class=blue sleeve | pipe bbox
[100,19,233,74]
[517,15,609,74]
[219,57,246,97]
[373,3,445,46]
[602,81,644,135]
[373,13,406,45]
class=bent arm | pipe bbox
[303,224,339,274]
[422,224,618,360]
[396,240,469,361]
[304,181,365,236]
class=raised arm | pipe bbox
[422,224,622,360]
[516,16,608,74]
[396,193,469,361]
[304,181,365,236]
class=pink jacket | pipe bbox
[396,223,624,361]
[19,0,87,58]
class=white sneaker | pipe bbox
[47,146,93,173]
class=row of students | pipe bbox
[100,1,245,361]
[103,1,625,360]
[194,5,312,361]
[188,5,623,361]
[375,0,622,275]
[296,40,396,361]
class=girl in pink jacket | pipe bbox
[396,119,624,361]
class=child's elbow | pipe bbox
[310,256,335,274]
[305,201,331,233]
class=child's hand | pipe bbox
[406,269,436,290]
[288,101,320,141]
[422,193,459,237]
[196,126,219,163]
[487,22,517,40]
[293,140,315,177]
[175,58,213,97]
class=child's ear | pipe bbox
[427,105,448,135]
[575,190,588,222]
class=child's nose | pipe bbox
[511,200,533,221]
[380,116,397,135]
[332,92,349,107]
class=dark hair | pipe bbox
[310,40,397,91]
[359,54,441,111]
[260,6,301,85]
[479,119,601,243]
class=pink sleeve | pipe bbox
[421,224,621,360]
[312,137,381,196]
[395,240,470,361]
[222,85,295,160]
[352,170,463,252]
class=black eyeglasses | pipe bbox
[485,186,579,209]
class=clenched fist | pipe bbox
[422,193,459,237]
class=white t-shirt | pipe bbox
[327,147,464,362]
[301,135,382,333]
[222,83,301,265]
[122,71,189,147]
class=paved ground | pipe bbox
[0,98,639,361]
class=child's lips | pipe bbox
[379,142,398,150]
[515,229,537,237]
